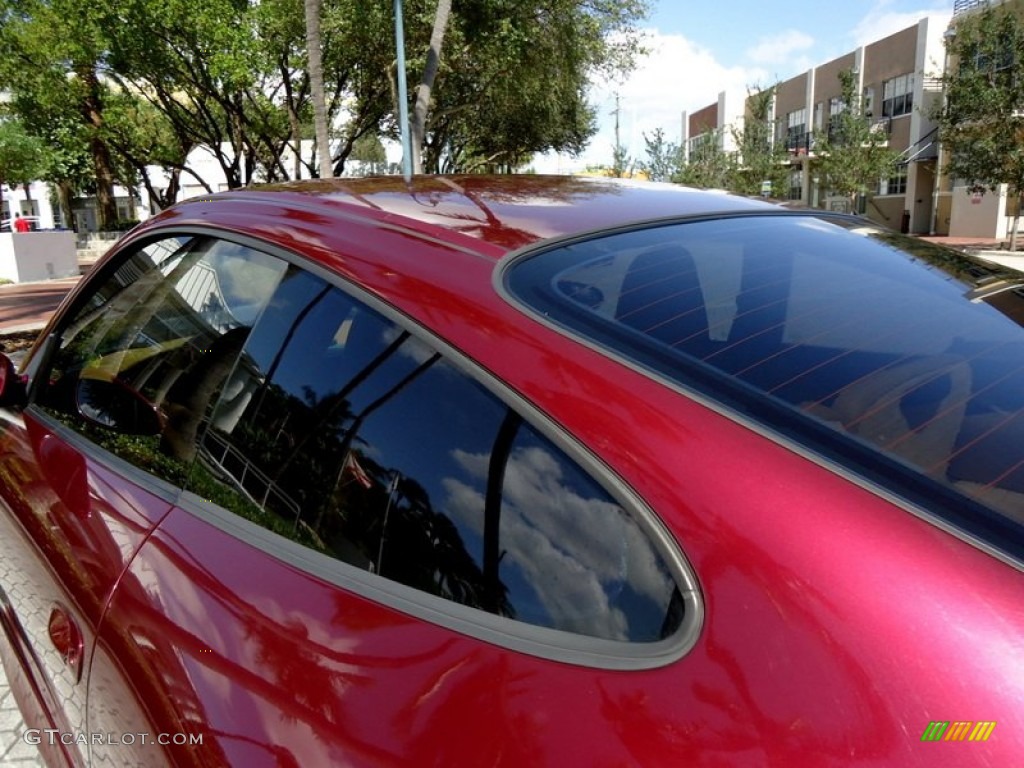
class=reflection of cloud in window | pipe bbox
[444,446,674,639]
[205,248,286,323]
[380,324,437,364]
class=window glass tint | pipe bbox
[195,271,683,642]
[493,424,681,640]
[39,235,287,485]
[507,216,1024,550]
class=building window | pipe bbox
[880,166,908,196]
[882,74,914,118]
[827,97,848,142]
[688,132,714,160]
[784,108,808,150]
[789,169,803,200]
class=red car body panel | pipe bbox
[2,177,1022,766]
[0,412,173,767]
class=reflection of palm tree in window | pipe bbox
[279,330,513,616]
[252,282,333,417]
[369,472,512,617]
[482,410,522,614]
[271,328,417,483]
[316,350,514,617]
[161,326,252,462]
[312,345,441,532]
[204,311,516,618]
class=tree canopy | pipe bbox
[411,0,648,172]
[0,0,650,217]
[639,128,682,182]
[934,4,1024,248]
[814,68,899,208]
[731,85,790,198]
[0,119,48,219]
[676,130,734,189]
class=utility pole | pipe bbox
[613,93,621,150]
[611,93,629,177]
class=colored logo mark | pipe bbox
[921,721,996,742]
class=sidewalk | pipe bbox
[0,249,101,335]
[0,277,80,333]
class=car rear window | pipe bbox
[505,214,1024,560]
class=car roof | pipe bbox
[171,175,777,257]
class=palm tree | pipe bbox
[411,0,452,174]
[305,0,333,178]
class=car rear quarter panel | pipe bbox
[66,202,1024,765]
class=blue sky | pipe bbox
[539,0,953,171]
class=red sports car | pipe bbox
[1,176,1021,766]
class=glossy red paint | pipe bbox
[0,412,174,767]
[2,177,1023,766]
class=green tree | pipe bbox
[305,0,333,179]
[103,0,266,189]
[41,119,95,228]
[934,5,1024,249]
[814,68,899,210]
[107,0,392,182]
[638,128,683,182]
[349,133,389,175]
[0,119,47,222]
[101,91,198,211]
[676,131,734,189]
[731,85,790,198]
[2,0,649,203]
[0,0,121,228]
[411,0,649,173]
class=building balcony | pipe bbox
[953,0,1001,15]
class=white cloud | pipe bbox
[559,29,769,171]
[746,29,815,66]
[533,7,953,175]
[442,444,676,641]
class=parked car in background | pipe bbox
[0,176,1021,767]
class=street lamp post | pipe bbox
[394,0,413,182]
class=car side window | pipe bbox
[192,269,684,642]
[37,235,288,486]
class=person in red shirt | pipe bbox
[12,213,31,233]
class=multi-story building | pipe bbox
[780,18,945,234]
[933,0,1022,240]
[683,1,1024,241]
[684,17,948,234]
[680,92,742,170]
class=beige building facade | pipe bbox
[681,7,1024,238]
[755,16,946,234]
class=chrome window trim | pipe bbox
[47,222,702,670]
